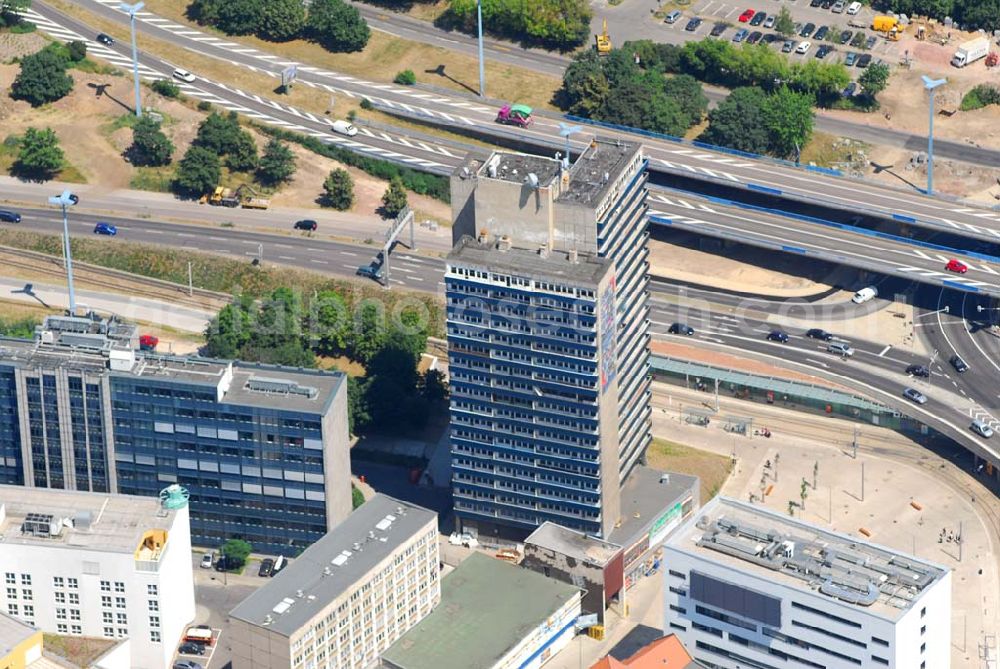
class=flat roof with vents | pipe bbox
[229,495,437,637]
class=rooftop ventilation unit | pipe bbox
[375,516,394,532]
[245,376,318,400]
[21,513,55,538]
[263,614,273,626]
[272,598,295,615]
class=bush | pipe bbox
[10,46,73,107]
[12,127,65,180]
[67,40,87,62]
[444,0,591,49]
[256,125,450,202]
[393,69,416,85]
[352,485,365,509]
[322,168,354,210]
[359,97,374,111]
[960,84,1000,111]
[197,100,212,112]
[150,78,181,98]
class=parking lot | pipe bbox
[173,626,222,669]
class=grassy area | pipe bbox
[43,635,117,668]
[645,437,733,504]
[134,0,561,109]
[799,131,867,170]
[0,228,446,336]
[0,300,50,337]
[0,134,87,183]
[129,166,173,192]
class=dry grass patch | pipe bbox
[645,437,733,504]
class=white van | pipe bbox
[846,1,862,15]
[665,10,682,23]
[851,286,878,304]
[331,120,358,137]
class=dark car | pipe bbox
[215,556,239,572]
[93,222,117,236]
[857,53,872,67]
[766,330,789,343]
[865,35,877,49]
[840,29,853,44]
[815,44,833,58]
[685,17,703,31]
[294,219,317,231]
[747,31,763,44]
[843,81,858,97]
[668,323,695,336]
[258,558,275,577]
[782,40,796,52]
[806,328,833,341]
[0,210,21,224]
[356,263,383,280]
[814,25,829,40]
[711,22,728,36]
[810,0,823,5]
[950,355,970,373]
[906,364,930,378]
[762,33,780,43]
[749,11,766,26]
[178,643,205,656]
[96,33,114,46]
[821,0,834,7]
[850,32,866,47]
[800,22,815,37]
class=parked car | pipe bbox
[971,420,994,438]
[710,22,728,36]
[845,51,858,66]
[0,210,21,224]
[747,31,763,44]
[763,15,775,28]
[806,328,833,340]
[294,219,317,231]
[766,330,789,343]
[840,29,853,44]
[810,0,823,6]
[799,23,815,37]
[258,558,275,577]
[733,28,749,42]
[851,286,878,304]
[865,36,877,49]
[173,662,203,669]
[749,11,766,26]
[950,355,970,373]
[96,33,114,46]
[762,33,780,43]
[903,387,928,405]
[93,222,117,236]
[668,323,695,336]
[356,263,383,280]
[215,556,239,572]
[199,553,213,569]
[685,17,703,31]
[832,1,846,13]
[945,259,969,273]
[665,9,682,23]
[842,82,858,96]
[815,44,833,58]
[448,532,480,548]
[782,40,796,53]
[906,364,930,378]
[851,32,867,47]
[857,53,873,67]
[814,25,829,40]
[738,8,755,22]
[172,68,196,83]
[847,1,862,14]
[821,0,833,8]
[178,643,205,656]
[796,40,812,54]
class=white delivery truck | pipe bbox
[951,37,990,67]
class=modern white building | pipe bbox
[0,484,196,669]
[229,495,440,669]
[663,497,951,669]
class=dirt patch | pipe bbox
[317,354,366,376]
[0,31,49,63]
[644,437,733,503]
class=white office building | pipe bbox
[0,484,196,669]
[663,497,951,669]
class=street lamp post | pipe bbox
[922,75,947,196]
[120,2,146,118]
[48,190,78,315]
[476,0,485,97]
[558,122,583,169]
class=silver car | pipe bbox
[902,387,928,405]
[971,420,994,438]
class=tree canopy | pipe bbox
[256,139,296,186]
[129,115,174,167]
[445,0,591,49]
[173,145,221,197]
[699,85,815,159]
[859,62,890,100]
[322,168,355,210]
[258,0,305,41]
[10,45,73,106]
[306,0,371,53]
[381,176,408,218]
[13,127,64,180]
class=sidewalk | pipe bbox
[0,177,454,253]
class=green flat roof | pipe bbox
[381,553,579,669]
[510,104,532,115]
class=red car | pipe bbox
[945,259,968,274]
[738,9,755,22]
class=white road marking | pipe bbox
[878,345,892,356]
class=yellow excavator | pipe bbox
[595,19,612,55]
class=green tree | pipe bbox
[225,131,259,172]
[12,127,63,180]
[257,138,296,186]
[204,297,254,359]
[774,6,795,36]
[421,369,448,402]
[350,302,388,365]
[447,0,591,48]
[128,115,174,167]
[762,86,814,160]
[151,78,181,98]
[393,69,416,85]
[66,40,87,62]
[322,168,354,210]
[662,73,708,127]
[309,290,351,354]
[220,538,252,568]
[306,0,370,53]
[558,50,611,116]
[956,0,1000,31]
[380,176,408,218]
[194,111,243,155]
[174,145,221,197]
[214,0,264,35]
[0,0,30,27]
[859,61,891,99]
[599,73,688,136]
[788,59,850,104]
[10,47,73,106]
[259,0,306,41]
[699,86,771,155]
[347,375,372,434]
